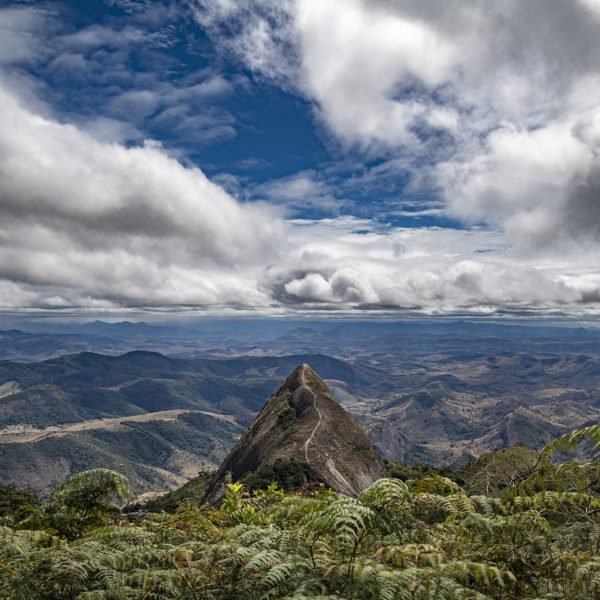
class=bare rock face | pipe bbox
[203,363,385,504]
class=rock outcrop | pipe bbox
[203,363,385,504]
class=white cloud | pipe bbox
[294,0,458,150]
[259,220,596,313]
[192,0,298,87]
[254,171,343,215]
[0,2,599,316]
[59,24,146,50]
[438,121,596,248]
[192,0,600,312]
[0,82,282,309]
[0,6,48,66]
[0,5,238,149]
[578,0,600,19]
[0,80,596,315]
[560,273,600,303]
[194,0,600,149]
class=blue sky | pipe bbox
[24,2,328,181]
[0,0,600,316]
[22,0,441,224]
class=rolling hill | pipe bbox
[0,350,383,493]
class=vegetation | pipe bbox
[0,413,243,494]
[1,425,600,598]
[458,446,539,495]
[45,469,134,540]
[243,457,318,492]
[386,460,461,484]
[0,352,375,495]
[138,471,216,514]
[0,484,40,523]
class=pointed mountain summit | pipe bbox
[203,363,385,504]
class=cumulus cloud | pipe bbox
[438,121,596,248]
[0,78,596,315]
[192,0,600,310]
[193,1,600,206]
[260,220,595,313]
[0,81,283,309]
[194,0,600,149]
[436,102,600,253]
[0,73,595,314]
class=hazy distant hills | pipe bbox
[0,327,161,362]
[368,353,600,466]
[3,319,600,362]
[0,351,383,427]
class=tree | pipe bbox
[46,468,133,539]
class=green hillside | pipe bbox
[0,352,381,493]
[0,412,242,494]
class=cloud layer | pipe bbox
[0,2,599,315]
[0,81,282,309]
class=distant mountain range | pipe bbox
[1,318,600,494]
[2,318,600,362]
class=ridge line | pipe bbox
[301,365,323,465]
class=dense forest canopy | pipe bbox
[1,424,599,599]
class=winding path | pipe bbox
[301,365,323,464]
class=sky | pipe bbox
[0,0,600,317]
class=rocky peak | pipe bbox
[203,363,385,504]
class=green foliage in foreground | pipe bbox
[0,484,40,520]
[242,457,318,492]
[2,425,600,599]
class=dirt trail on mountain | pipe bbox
[301,364,323,464]
[0,409,235,444]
